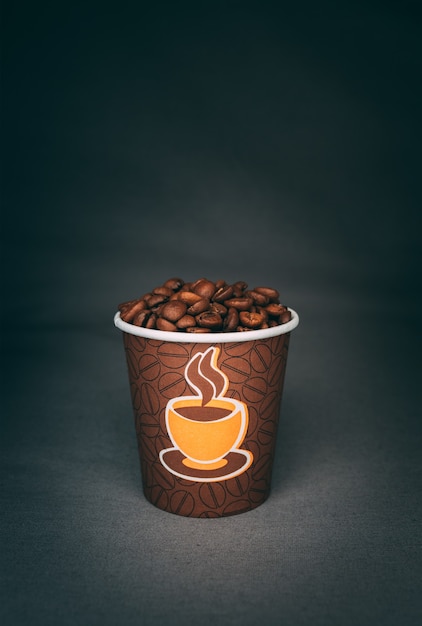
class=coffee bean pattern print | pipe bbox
[123,332,290,517]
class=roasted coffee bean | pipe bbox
[176,315,196,329]
[247,290,269,306]
[256,306,269,321]
[239,311,265,328]
[193,279,216,299]
[120,299,147,322]
[215,279,226,290]
[145,313,157,329]
[180,282,193,291]
[186,326,212,333]
[209,302,227,316]
[153,286,173,297]
[133,310,150,327]
[196,311,223,329]
[223,307,239,331]
[118,298,139,312]
[232,281,248,296]
[156,318,177,332]
[266,303,287,317]
[163,277,184,290]
[223,297,253,311]
[213,285,233,302]
[280,309,292,323]
[145,293,168,307]
[190,277,206,292]
[177,291,203,305]
[187,297,210,315]
[254,286,280,301]
[160,300,187,322]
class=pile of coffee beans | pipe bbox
[118,278,292,333]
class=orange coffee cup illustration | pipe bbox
[159,347,253,482]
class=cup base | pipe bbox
[182,457,228,470]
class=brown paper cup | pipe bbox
[114,309,299,517]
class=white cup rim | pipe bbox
[114,307,299,343]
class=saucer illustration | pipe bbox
[159,448,253,482]
[159,346,254,483]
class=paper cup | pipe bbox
[114,309,299,517]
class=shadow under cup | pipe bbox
[114,310,299,518]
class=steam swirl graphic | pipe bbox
[185,347,229,406]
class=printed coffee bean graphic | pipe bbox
[223,500,251,516]
[252,453,272,481]
[199,483,227,509]
[257,418,278,446]
[151,462,176,490]
[140,434,158,463]
[220,356,251,383]
[149,485,169,510]
[140,383,160,415]
[125,348,140,380]
[147,339,164,349]
[270,334,287,356]
[158,409,168,437]
[156,433,172,454]
[199,511,221,518]
[137,408,160,426]
[249,479,270,504]
[171,490,196,516]
[243,376,268,404]
[158,371,187,399]
[138,354,161,381]
[268,356,283,388]
[250,343,272,373]
[244,405,259,437]
[141,459,155,489]
[124,334,147,353]
[260,391,281,421]
[225,388,242,401]
[224,341,252,357]
[225,472,250,497]
[130,383,142,412]
[177,477,196,487]
[138,420,160,440]
[157,343,189,368]
[243,440,260,461]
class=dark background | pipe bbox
[1,2,421,625]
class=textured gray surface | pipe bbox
[1,3,421,625]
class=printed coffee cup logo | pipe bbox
[159,347,253,482]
